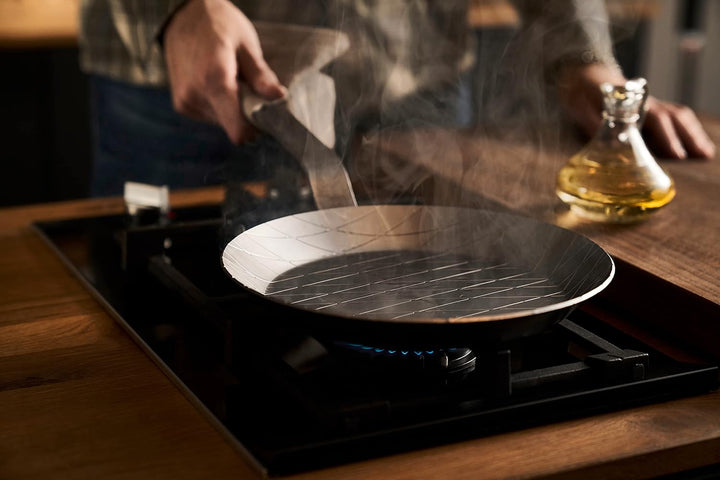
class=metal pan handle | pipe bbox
[243,85,357,210]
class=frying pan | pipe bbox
[221,24,614,348]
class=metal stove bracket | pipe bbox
[510,318,650,392]
[559,318,649,381]
[511,361,590,391]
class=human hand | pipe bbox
[163,0,286,144]
[557,63,715,159]
[642,96,715,159]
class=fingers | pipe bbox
[666,104,716,158]
[236,42,286,100]
[643,102,687,159]
[168,83,214,124]
[162,0,283,145]
[204,47,255,144]
[643,98,716,160]
[167,52,255,144]
[231,13,285,99]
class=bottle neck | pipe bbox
[597,110,652,160]
[602,112,640,130]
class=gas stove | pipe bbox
[34,201,719,477]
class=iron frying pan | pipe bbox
[222,23,614,348]
[222,203,614,348]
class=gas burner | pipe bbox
[332,341,476,378]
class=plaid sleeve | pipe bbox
[79,0,188,85]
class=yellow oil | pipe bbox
[556,147,675,223]
[557,78,676,223]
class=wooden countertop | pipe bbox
[2,118,720,478]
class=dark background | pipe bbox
[0,47,91,206]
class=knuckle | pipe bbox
[674,104,695,121]
[203,64,237,94]
[651,108,672,126]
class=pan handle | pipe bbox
[242,76,358,210]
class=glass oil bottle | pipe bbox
[556,78,675,223]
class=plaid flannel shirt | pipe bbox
[78,0,618,90]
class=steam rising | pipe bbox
[227,0,640,231]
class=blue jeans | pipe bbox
[88,73,475,198]
[88,75,272,197]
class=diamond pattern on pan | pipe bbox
[222,205,613,322]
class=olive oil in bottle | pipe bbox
[556,78,675,223]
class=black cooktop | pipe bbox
[33,205,719,477]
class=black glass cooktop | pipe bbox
[33,206,719,477]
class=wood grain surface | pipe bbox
[1,126,720,480]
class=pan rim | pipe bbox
[222,205,615,326]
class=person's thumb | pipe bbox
[237,47,286,100]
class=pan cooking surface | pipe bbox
[222,205,614,324]
[266,250,567,319]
